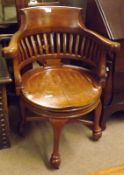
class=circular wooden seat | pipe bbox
[21,66,102,112]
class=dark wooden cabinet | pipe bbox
[0,56,11,149]
[86,0,124,129]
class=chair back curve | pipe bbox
[13,6,110,79]
[19,6,84,33]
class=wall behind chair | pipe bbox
[60,0,86,7]
[60,0,87,20]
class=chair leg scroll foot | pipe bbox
[50,154,61,169]
[92,130,102,141]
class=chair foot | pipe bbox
[50,154,61,169]
[92,130,102,141]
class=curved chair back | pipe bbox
[13,6,109,78]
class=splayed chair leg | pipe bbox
[92,101,102,141]
[49,118,68,169]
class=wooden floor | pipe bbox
[87,165,124,175]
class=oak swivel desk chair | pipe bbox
[3,6,119,169]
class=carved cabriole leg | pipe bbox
[49,118,68,169]
[92,101,102,141]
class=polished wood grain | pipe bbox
[22,66,101,109]
[3,6,120,169]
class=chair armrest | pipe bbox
[1,32,22,95]
[2,32,21,58]
[82,27,120,87]
[83,27,120,52]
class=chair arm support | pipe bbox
[13,60,22,95]
[97,57,107,88]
